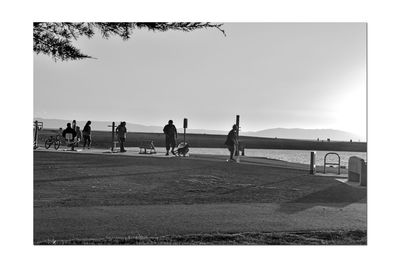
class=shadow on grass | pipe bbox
[277,182,367,214]
[34,165,216,184]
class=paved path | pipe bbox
[35,147,347,176]
[34,202,366,241]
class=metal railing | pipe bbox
[323,152,341,175]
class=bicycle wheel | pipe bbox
[45,138,52,149]
[54,140,61,150]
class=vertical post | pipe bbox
[310,151,316,174]
[34,120,38,149]
[183,118,188,144]
[235,115,240,160]
[111,122,115,152]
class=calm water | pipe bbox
[147,147,367,167]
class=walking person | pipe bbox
[82,121,92,149]
[163,120,177,156]
[116,121,127,152]
[225,124,238,162]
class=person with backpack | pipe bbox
[116,121,127,152]
[225,124,238,162]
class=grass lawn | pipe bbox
[36,230,367,245]
[34,151,366,244]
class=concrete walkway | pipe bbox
[36,146,348,176]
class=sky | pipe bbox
[34,23,366,140]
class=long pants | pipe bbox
[119,137,126,151]
[83,135,91,147]
[165,136,176,152]
[227,145,236,159]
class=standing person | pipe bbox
[72,120,77,131]
[57,127,63,138]
[163,120,177,156]
[75,126,82,146]
[225,125,238,162]
[82,121,92,149]
[116,121,127,152]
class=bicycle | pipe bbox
[45,135,61,150]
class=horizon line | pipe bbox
[34,116,364,136]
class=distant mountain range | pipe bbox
[242,128,362,141]
[34,118,363,141]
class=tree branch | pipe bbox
[33,22,226,61]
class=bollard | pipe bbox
[310,151,316,174]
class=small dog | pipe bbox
[176,142,189,156]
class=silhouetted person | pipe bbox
[75,126,82,146]
[82,121,92,149]
[62,123,77,150]
[72,120,77,131]
[225,125,238,161]
[116,121,127,152]
[57,127,63,137]
[163,120,177,156]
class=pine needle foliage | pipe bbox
[33,22,225,61]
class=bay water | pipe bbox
[150,147,367,167]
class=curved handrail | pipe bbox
[323,152,341,174]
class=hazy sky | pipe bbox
[34,23,366,139]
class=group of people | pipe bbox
[114,119,177,155]
[58,119,239,161]
[60,120,92,149]
[162,120,239,161]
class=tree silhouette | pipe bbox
[33,22,225,61]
